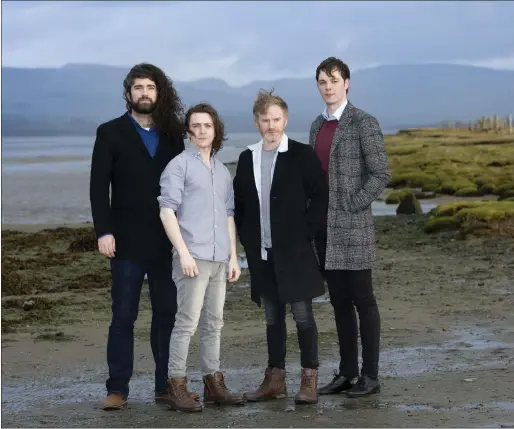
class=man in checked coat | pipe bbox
[310,57,391,397]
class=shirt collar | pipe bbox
[185,141,215,161]
[248,133,289,152]
[322,99,348,121]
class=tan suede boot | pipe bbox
[294,368,318,404]
[244,367,287,402]
[203,371,245,405]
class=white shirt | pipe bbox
[322,99,348,121]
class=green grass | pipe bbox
[424,200,514,237]
[385,129,514,197]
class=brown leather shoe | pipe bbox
[102,393,127,410]
[155,391,200,402]
[167,377,203,412]
[203,372,245,405]
[244,367,287,402]
[295,368,318,404]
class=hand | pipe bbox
[180,252,199,277]
[227,256,241,283]
[98,234,116,258]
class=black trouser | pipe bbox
[261,251,319,370]
[314,230,380,379]
[106,258,177,398]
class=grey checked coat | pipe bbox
[309,102,391,270]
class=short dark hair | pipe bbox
[184,103,227,155]
[316,57,351,93]
[252,88,288,119]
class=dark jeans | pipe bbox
[263,297,319,370]
[260,252,319,370]
[315,230,381,379]
[106,258,177,398]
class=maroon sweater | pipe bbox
[314,120,338,225]
[315,120,338,184]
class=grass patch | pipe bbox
[424,201,514,237]
[385,189,414,204]
[386,130,514,196]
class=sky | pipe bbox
[2,0,514,86]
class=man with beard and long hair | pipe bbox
[90,63,198,410]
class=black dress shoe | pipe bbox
[318,371,356,395]
[345,375,380,398]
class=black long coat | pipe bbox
[89,112,184,260]
[233,139,328,305]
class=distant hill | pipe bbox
[2,63,513,136]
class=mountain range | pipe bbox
[2,63,513,136]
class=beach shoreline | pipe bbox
[2,215,513,427]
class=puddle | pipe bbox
[394,403,444,412]
[2,327,513,417]
[312,296,330,304]
[495,402,514,411]
[233,283,250,289]
[379,327,513,377]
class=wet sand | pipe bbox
[1,215,513,427]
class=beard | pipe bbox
[131,98,156,114]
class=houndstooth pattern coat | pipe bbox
[309,102,391,271]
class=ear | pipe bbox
[344,79,350,91]
[284,116,288,128]
[254,119,260,132]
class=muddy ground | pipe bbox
[1,215,514,428]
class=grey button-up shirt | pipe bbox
[158,144,235,263]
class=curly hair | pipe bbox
[184,103,227,156]
[252,88,288,119]
[123,63,185,138]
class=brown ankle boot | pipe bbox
[167,377,203,412]
[244,367,287,402]
[203,371,245,405]
[295,368,318,404]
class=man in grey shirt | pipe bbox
[234,90,327,405]
[158,103,244,412]
[260,147,277,249]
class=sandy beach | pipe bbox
[2,215,513,428]
[2,129,514,427]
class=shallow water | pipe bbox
[2,327,512,416]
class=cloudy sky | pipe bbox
[2,0,514,85]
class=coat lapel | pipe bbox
[330,102,354,156]
[309,115,325,149]
[119,112,153,160]
[270,150,286,194]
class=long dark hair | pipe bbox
[123,63,184,138]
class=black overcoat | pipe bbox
[233,139,328,305]
[89,113,184,260]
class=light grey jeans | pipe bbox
[169,256,227,378]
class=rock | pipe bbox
[22,299,35,311]
[396,193,423,215]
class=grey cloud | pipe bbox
[2,1,514,84]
